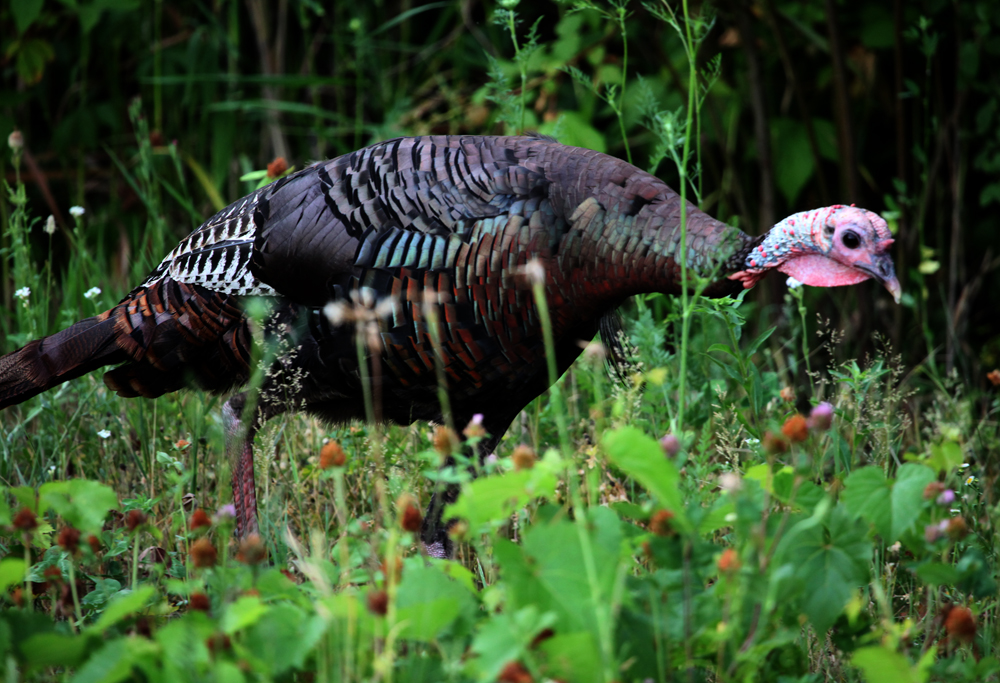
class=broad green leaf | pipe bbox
[12,0,44,34]
[540,111,606,153]
[842,468,891,539]
[68,638,158,683]
[468,605,556,682]
[539,631,603,683]
[0,558,26,593]
[927,439,964,474]
[91,585,156,632]
[221,596,268,634]
[913,562,959,587]
[40,480,118,534]
[496,507,625,636]
[0,496,10,526]
[395,563,476,642]
[890,465,935,541]
[784,506,870,634]
[852,645,921,683]
[21,633,88,669]
[603,427,683,523]
[446,466,556,534]
[245,605,324,675]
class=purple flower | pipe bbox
[807,402,834,431]
[936,489,956,506]
[660,434,680,457]
[214,504,237,523]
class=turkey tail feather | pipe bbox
[0,311,128,409]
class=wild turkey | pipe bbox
[0,135,899,558]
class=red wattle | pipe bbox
[778,254,870,287]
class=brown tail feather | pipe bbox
[0,311,129,409]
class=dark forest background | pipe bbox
[2,0,999,389]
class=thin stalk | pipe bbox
[505,11,526,132]
[675,0,699,431]
[616,8,632,164]
[66,561,83,626]
[531,278,615,680]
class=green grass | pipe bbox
[1,1,999,681]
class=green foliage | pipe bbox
[1,0,999,681]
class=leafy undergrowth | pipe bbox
[0,310,997,682]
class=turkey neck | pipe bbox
[532,145,758,331]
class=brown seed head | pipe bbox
[237,534,267,565]
[266,157,288,179]
[126,509,147,532]
[13,507,37,532]
[175,439,190,449]
[498,661,533,683]
[190,537,218,568]
[987,369,1000,386]
[189,592,210,612]
[189,508,211,531]
[87,534,101,554]
[944,605,976,642]
[659,434,680,457]
[762,431,789,454]
[780,386,795,402]
[434,426,458,456]
[530,628,555,649]
[717,548,740,574]
[12,587,23,607]
[923,481,947,501]
[58,527,81,554]
[367,589,389,616]
[946,517,969,540]
[43,565,63,583]
[319,440,346,469]
[781,414,809,442]
[206,633,231,655]
[397,496,423,533]
[512,444,536,471]
[463,413,487,440]
[650,509,675,537]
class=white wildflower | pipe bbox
[69,206,85,217]
[719,472,742,493]
[743,437,760,445]
[44,215,56,235]
[97,429,111,439]
[965,475,976,485]
[786,276,803,289]
[84,287,102,299]
[14,287,30,300]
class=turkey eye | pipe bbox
[842,231,861,249]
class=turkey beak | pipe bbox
[867,252,902,304]
[883,274,902,304]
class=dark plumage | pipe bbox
[0,135,900,557]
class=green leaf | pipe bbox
[395,562,477,642]
[852,645,921,683]
[890,465,935,541]
[0,558,26,593]
[540,111,606,153]
[468,606,556,682]
[40,480,118,534]
[603,427,684,524]
[927,440,964,474]
[783,506,871,634]
[771,117,814,205]
[913,562,959,587]
[445,465,556,534]
[843,465,934,542]
[12,0,44,34]
[21,633,88,669]
[245,605,324,675]
[221,596,268,634]
[91,585,156,632]
[539,631,604,683]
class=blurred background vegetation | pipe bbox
[2,0,999,390]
